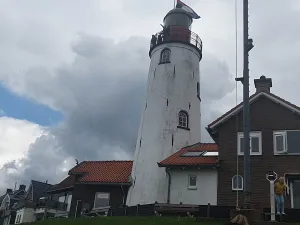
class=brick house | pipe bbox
[67,161,133,217]
[206,75,300,209]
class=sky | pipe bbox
[0,0,300,192]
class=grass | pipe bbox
[32,216,224,225]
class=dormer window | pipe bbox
[159,48,171,64]
[178,110,189,130]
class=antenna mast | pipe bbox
[236,0,254,209]
[243,0,254,209]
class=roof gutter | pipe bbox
[76,182,131,186]
[206,127,219,144]
[47,186,74,194]
[165,168,171,204]
[158,164,218,169]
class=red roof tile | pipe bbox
[158,143,218,167]
[69,161,133,184]
[207,91,300,128]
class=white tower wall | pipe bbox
[126,43,201,206]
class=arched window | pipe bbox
[178,111,189,128]
[160,48,171,64]
[232,175,243,191]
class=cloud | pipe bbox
[0,117,43,192]
[1,0,300,193]
[0,117,43,167]
[0,31,233,191]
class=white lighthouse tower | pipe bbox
[126,4,202,206]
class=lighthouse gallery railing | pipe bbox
[150,26,202,56]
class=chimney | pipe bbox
[254,75,272,93]
[6,189,13,194]
[19,185,26,191]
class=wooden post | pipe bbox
[137,204,139,216]
[207,203,211,218]
[124,205,127,216]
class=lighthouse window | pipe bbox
[197,82,200,98]
[159,48,171,64]
[178,111,189,129]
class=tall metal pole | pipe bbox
[243,0,253,209]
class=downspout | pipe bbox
[166,168,171,204]
[120,185,125,206]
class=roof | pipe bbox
[31,180,52,201]
[69,161,133,184]
[9,189,26,200]
[47,175,75,193]
[158,143,218,167]
[0,194,6,204]
[12,200,36,210]
[207,91,300,130]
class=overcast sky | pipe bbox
[0,0,300,192]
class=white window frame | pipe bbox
[178,111,189,128]
[160,48,171,64]
[188,174,197,190]
[237,131,262,156]
[17,214,21,224]
[273,131,287,154]
[58,195,66,203]
[93,192,110,209]
[66,194,72,212]
[232,175,243,191]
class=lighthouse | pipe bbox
[126,2,202,206]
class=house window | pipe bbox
[237,132,262,155]
[188,174,197,189]
[93,192,110,209]
[66,194,72,212]
[232,175,243,191]
[16,214,21,224]
[274,130,300,154]
[159,48,171,64]
[58,195,66,203]
[178,111,189,129]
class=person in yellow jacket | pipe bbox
[274,177,288,215]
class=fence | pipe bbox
[263,207,300,222]
[108,203,235,218]
[107,203,300,222]
[108,204,155,217]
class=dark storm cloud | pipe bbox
[0,32,234,192]
[3,0,300,192]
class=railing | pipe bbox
[150,26,202,56]
[36,200,68,211]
